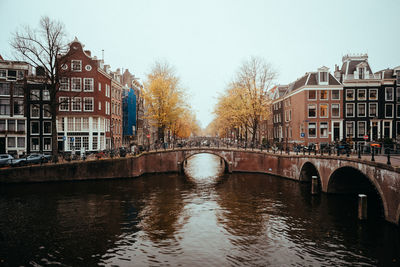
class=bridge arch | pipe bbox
[182,150,230,173]
[299,161,322,190]
[327,166,387,219]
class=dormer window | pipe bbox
[359,67,364,79]
[320,72,327,82]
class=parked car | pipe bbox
[11,153,51,167]
[0,154,14,167]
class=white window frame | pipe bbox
[357,103,366,117]
[30,104,40,118]
[308,104,316,118]
[30,121,40,135]
[320,90,328,100]
[385,87,394,101]
[357,89,366,101]
[346,89,355,101]
[308,122,317,138]
[71,60,82,72]
[346,121,355,138]
[385,103,394,118]
[346,103,355,117]
[43,89,50,100]
[397,104,400,118]
[331,90,340,100]
[43,121,52,135]
[98,83,101,91]
[369,103,378,117]
[357,121,367,138]
[60,77,69,91]
[331,103,340,118]
[98,101,101,111]
[31,137,40,151]
[83,78,94,92]
[43,104,51,118]
[308,90,316,100]
[59,97,69,111]
[319,103,328,118]
[369,89,378,100]
[71,77,82,92]
[83,97,94,112]
[320,122,328,138]
[71,97,82,111]
[43,137,51,151]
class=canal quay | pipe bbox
[1,149,400,266]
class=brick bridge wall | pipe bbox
[1,148,399,225]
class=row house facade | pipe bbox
[110,69,123,149]
[0,56,31,156]
[272,67,343,148]
[57,38,112,153]
[335,54,400,147]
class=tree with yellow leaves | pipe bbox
[143,61,188,142]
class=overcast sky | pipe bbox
[1,0,399,128]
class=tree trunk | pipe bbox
[251,119,258,146]
[158,125,165,143]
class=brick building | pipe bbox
[57,38,112,153]
[0,56,31,156]
[110,69,123,149]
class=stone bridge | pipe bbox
[1,147,400,225]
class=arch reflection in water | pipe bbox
[184,153,225,184]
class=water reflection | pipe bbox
[0,153,399,266]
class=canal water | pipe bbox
[0,153,399,266]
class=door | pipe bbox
[333,122,340,141]
[0,137,5,154]
[371,122,378,141]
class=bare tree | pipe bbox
[11,16,69,161]
[234,56,277,146]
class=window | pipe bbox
[59,97,69,111]
[75,137,81,149]
[308,104,316,118]
[346,89,354,100]
[358,68,364,79]
[384,121,392,138]
[308,123,316,138]
[320,90,328,100]
[397,104,400,118]
[5,69,15,79]
[397,88,400,102]
[358,89,366,100]
[71,78,82,91]
[0,120,4,131]
[320,72,327,82]
[84,78,94,92]
[8,120,15,132]
[93,117,98,131]
[31,89,40,100]
[98,83,101,91]
[43,104,51,118]
[71,97,82,111]
[57,117,64,132]
[320,122,328,138]
[84,97,94,111]
[17,120,25,132]
[0,99,10,115]
[369,89,378,100]
[320,104,328,118]
[385,87,394,101]
[85,65,92,71]
[83,136,89,150]
[67,117,74,131]
[0,69,6,78]
[13,84,24,96]
[92,136,98,150]
[43,90,50,100]
[346,121,354,138]
[358,121,366,138]
[43,137,51,151]
[357,103,366,117]
[17,70,24,79]
[82,118,89,130]
[331,104,340,118]
[0,82,10,95]
[75,118,81,131]
[31,104,40,118]
[17,137,25,148]
[60,77,69,91]
[369,103,378,117]
[43,121,51,134]
[346,103,354,117]
[331,90,340,100]
[71,60,82,71]
[385,104,394,118]
[7,137,15,147]
[397,74,400,85]
[13,99,24,115]
[31,137,39,151]
[98,101,101,110]
[31,121,39,134]
[308,90,316,100]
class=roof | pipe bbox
[290,72,341,91]
[340,59,373,75]
[375,68,395,79]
